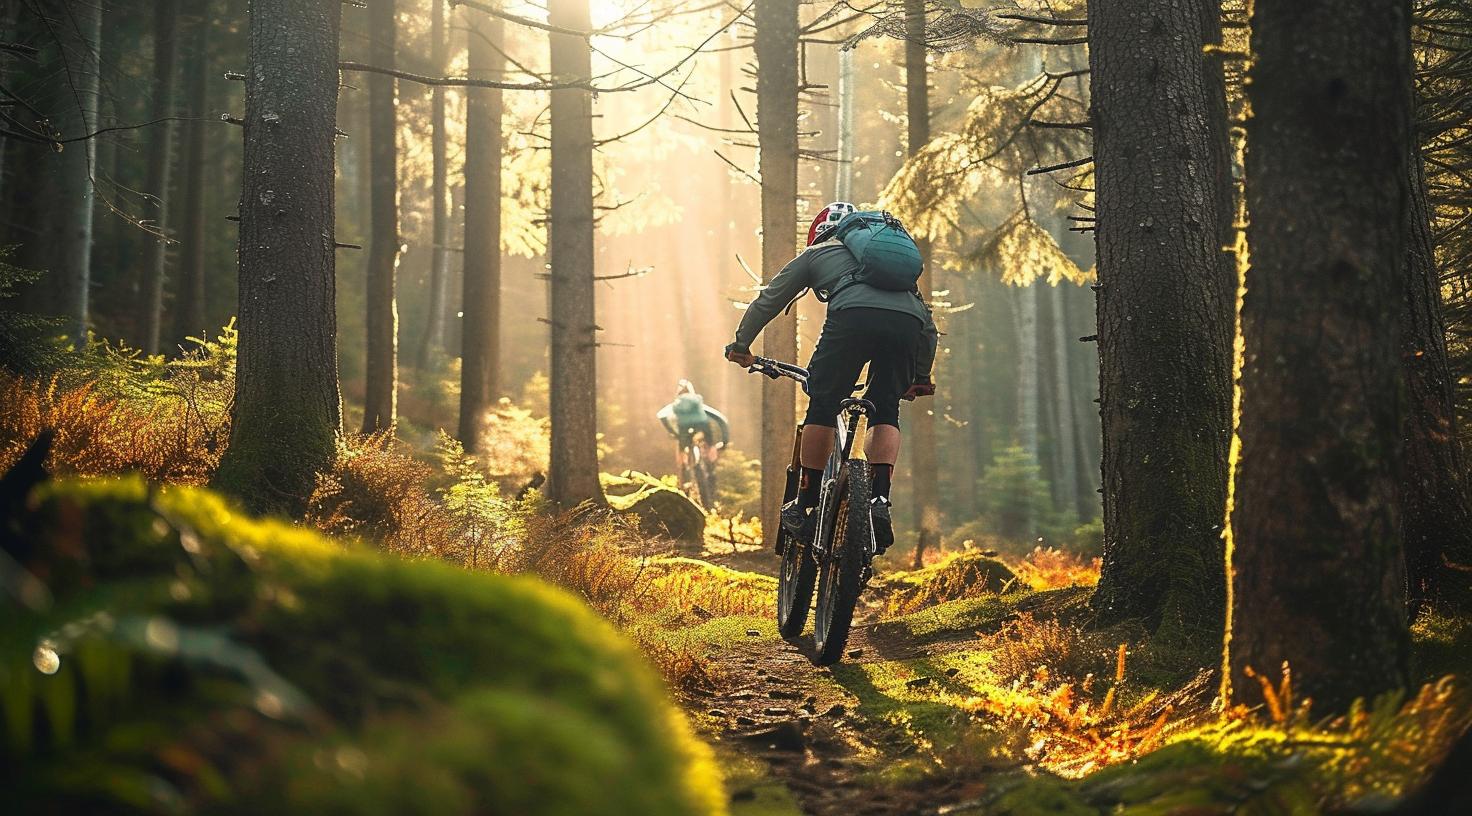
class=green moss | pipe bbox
[2,477,726,815]
[873,593,1027,641]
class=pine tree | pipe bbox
[139,0,180,355]
[54,0,104,341]
[1087,0,1236,653]
[906,0,941,569]
[458,9,505,454]
[755,0,800,545]
[1225,0,1412,712]
[173,9,211,346]
[362,0,400,433]
[214,0,344,516]
[546,0,603,505]
[416,0,450,369]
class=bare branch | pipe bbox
[1027,155,1094,175]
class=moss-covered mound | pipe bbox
[0,477,725,815]
[884,551,1021,616]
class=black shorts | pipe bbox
[803,307,924,429]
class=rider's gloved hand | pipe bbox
[724,342,756,367]
[902,378,936,401]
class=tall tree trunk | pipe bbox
[1402,138,1472,611]
[546,0,602,505]
[416,0,449,369]
[55,0,103,341]
[1068,284,1102,519]
[172,10,210,345]
[457,9,504,453]
[755,0,799,546]
[951,274,980,520]
[1049,281,1079,521]
[1016,280,1040,536]
[906,0,941,568]
[361,0,398,433]
[1088,0,1235,652]
[835,45,855,202]
[139,0,180,354]
[1225,0,1412,712]
[213,0,343,517]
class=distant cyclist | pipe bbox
[724,202,937,556]
[657,380,731,469]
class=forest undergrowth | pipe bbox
[3,351,1471,814]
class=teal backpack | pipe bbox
[671,393,708,428]
[823,210,923,300]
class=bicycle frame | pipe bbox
[747,355,873,561]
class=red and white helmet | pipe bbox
[807,201,856,246]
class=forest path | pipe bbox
[676,549,1035,815]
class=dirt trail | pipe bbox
[687,550,1008,815]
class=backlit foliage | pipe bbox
[975,212,1092,287]
[0,326,236,483]
[879,70,1090,273]
[1013,546,1100,591]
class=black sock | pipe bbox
[798,466,823,509]
[872,464,893,501]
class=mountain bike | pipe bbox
[677,428,718,508]
[746,356,875,665]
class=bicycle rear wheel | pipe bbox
[814,460,872,664]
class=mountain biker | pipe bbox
[724,202,938,557]
[657,380,731,469]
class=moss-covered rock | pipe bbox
[0,477,725,815]
[603,470,707,544]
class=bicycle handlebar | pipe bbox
[745,355,809,383]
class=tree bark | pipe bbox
[54,0,104,341]
[361,0,399,433]
[213,0,343,517]
[172,10,210,345]
[139,0,180,355]
[754,0,800,546]
[906,0,941,568]
[416,0,450,369]
[1087,0,1235,652]
[1225,0,1412,712]
[546,0,602,505]
[1402,137,1472,611]
[457,9,505,453]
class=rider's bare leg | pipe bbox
[800,423,901,469]
[799,426,836,470]
[865,424,901,465]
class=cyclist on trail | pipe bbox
[657,380,731,467]
[723,202,937,556]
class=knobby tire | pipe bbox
[814,460,871,664]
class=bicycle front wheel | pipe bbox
[694,457,717,508]
[813,460,872,664]
[776,524,817,638]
